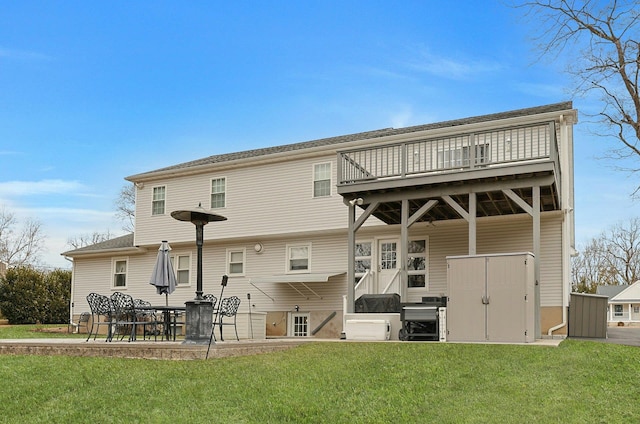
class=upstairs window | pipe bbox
[152,186,166,215]
[287,244,310,272]
[313,163,331,197]
[211,178,226,209]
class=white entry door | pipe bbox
[377,239,399,294]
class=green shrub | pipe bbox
[0,267,71,324]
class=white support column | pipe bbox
[347,204,356,314]
[469,193,476,255]
[346,200,379,313]
[401,199,409,301]
[533,185,541,338]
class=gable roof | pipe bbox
[127,101,574,182]
[596,284,629,299]
[611,281,640,303]
[61,233,141,258]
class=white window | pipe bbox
[313,163,331,197]
[152,186,166,215]
[290,313,309,337]
[614,304,623,317]
[287,244,310,272]
[227,249,245,275]
[171,254,191,286]
[407,239,428,289]
[437,144,489,169]
[211,177,226,209]
[380,242,397,270]
[355,241,372,286]
[113,259,128,288]
[634,306,640,314]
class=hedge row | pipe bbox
[0,267,72,324]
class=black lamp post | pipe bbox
[171,203,226,344]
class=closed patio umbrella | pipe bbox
[150,240,178,306]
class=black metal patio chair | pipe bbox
[216,296,241,341]
[69,311,90,334]
[133,298,162,341]
[86,293,115,341]
[110,291,149,341]
[203,293,219,341]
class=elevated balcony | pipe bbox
[337,121,561,224]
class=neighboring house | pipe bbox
[63,101,577,339]
[597,282,640,326]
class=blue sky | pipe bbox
[0,1,637,269]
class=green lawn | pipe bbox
[0,324,87,339]
[0,331,638,423]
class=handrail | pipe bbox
[354,269,373,300]
[381,268,401,294]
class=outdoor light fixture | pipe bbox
[254,242,263,253]
[348,198,364,206]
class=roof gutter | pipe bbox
[62,246,147,259]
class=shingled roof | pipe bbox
[127,101,573,181]
[62,233,135,256]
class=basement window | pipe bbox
[290,313,309,337]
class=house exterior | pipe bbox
[597,282,640,326]
[64,101,577,339]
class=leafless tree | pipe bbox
[66,230,113,250]
[115,183,135,232]
[572,237,610,292]
[519,0,640,191]
[603,217,640,284]
[0,208,45,267]
[572,217,640,291]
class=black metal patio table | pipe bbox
[150,306,187,341]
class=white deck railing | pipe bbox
[338,121,557,185]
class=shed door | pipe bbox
[486,256,526,342]
[447,256,487,342]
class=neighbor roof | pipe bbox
[596,284,629,299]
[127,101,573,181]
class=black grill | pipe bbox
[399,297,446,341]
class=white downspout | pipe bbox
[548,114,573,336]
[65,256,76,332]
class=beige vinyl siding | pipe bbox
[73,213,563,317]
[133,154,357,247]
[198,234,349,313]
[71,258,115,314]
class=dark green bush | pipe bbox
[0,267,71,324]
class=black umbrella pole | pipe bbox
[247,293,253,339]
